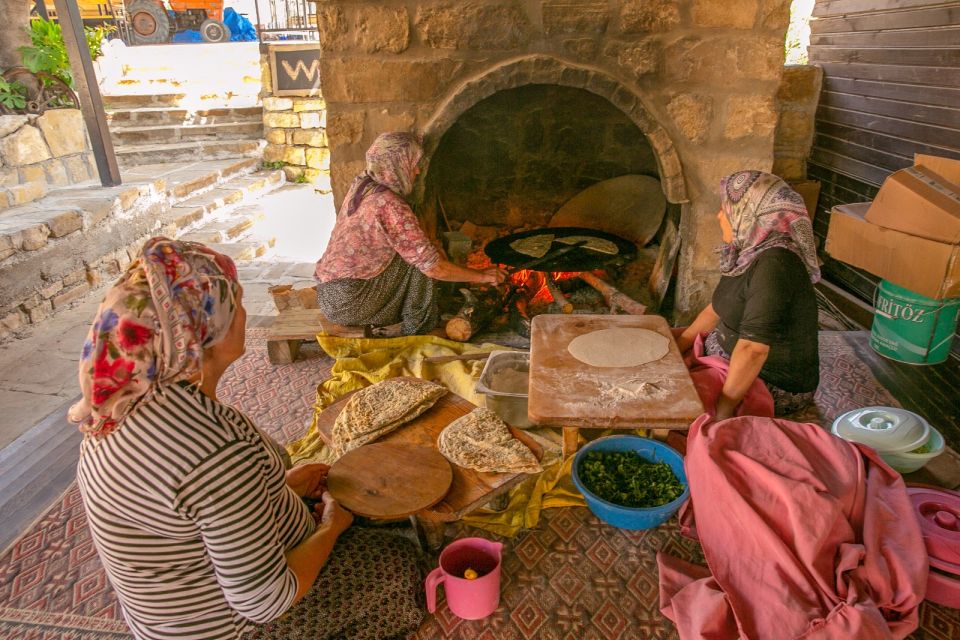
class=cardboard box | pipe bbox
[825,203,960,300]
[865,154,960,243]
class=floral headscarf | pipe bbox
[69,238,240,438]
[342,131,423,217]
[718,170,821,283]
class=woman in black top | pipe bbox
[676,171,820,419]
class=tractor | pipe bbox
[42,1,231,44]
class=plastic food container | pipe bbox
[831,407,944,474]
[571,435,689,531]
[475,351,531,428]
[907,486,960,608]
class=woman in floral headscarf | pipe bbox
[315,131,505,335]
[676,171,820,419]
[72,238,423,640]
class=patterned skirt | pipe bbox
[315,255,439,335]
[249,527,424,640]
[704,330,816,416]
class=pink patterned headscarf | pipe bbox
[342,131,423,217]
[718,170,821,283]
[69,238,240,438]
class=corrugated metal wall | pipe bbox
[807,0,960,301]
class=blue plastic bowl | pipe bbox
[571,435,690,530]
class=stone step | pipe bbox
[102,93,260,110]
[110,122,264,146]
[204,239,273,262]
[102,93,186,109]
[106,106,263,127]
[157,170,283,235]
[115,139,265,168]
[178,206,267,244]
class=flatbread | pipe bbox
[510,234,555,259]
[556,235,619,255]
[438,408,542,474]
[568,328,669,368]
[332,378,447,454]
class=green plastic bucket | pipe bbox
[871,280,960,365]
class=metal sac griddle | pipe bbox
[485,226,636,272]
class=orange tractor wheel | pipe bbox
[127,0,170,44]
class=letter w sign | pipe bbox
[269,45,322,97]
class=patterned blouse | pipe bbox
[314,190,440,283]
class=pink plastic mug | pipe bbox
[425,537,504,620]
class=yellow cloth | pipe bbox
[287,334,588,537]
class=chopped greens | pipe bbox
[579,451,685,508]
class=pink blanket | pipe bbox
[659,414,928,640]
[684,333,774,419]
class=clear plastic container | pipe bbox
[475,351,531,428]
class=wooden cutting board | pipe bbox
[527,314,703,429]
[314,380,544,522]
[549,175,667,246]
[327,442,453,518]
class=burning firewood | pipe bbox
[445,285,515,342]
[579,272,647,315]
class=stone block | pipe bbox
[666,35,783,84]
[613,39,662,78]
[62,267,87,287]
[44,158,70,186]
[19,163,47,185]
[39,279,63,299]
[263,144,285,163]
[44,209,84,237]
[9,182,45,206]
[0,310,25,334]
[0,232,15,261]
[263,97,294,111]
[36,109,88,157]
[778,65,823,103]
[283,165,304,182]
[542,1,610,35]
[62,154,91,182]
[772,155,805,181]
[293,98,326,112]
[724,95,778,139]
[326,111,364,148]
[19,223,49,250]
[263,112,300,129]
[321,58,465,103]
[283,146,306,166]
[667,93,713,143]
[776,109,814,147]
[26,299,51,323]
[760,0,792,29]
[305,147,329,170]
[619,0,680,33]
[316,5,348,52]
[692,0,757,29]
[299,112,324,129]
[265,129,287,145]
[561,38,599,60]
[52,283,90,309]
[415,4,531,50]
[1,124,51,166]
[0,115,28,138]
[292,129,327,147]
[356,6,410,54]
[0,167,17,186]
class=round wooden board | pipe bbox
[549,174,666,247]
[327,442,454,519]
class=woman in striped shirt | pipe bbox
[70,238,424,639]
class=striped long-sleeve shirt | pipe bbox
[77,383,315,640]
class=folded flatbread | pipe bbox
[332,378,447,455]
[510,234,555,259]
[438,408,542,474]
[556,235,619,255]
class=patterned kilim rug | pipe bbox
[1,331,957,639]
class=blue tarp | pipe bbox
[223,8,257,42]
[171,29,203,43]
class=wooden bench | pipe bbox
[266,309,365,364]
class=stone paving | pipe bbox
[0,180,335,450]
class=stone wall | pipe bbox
[773,65,823,181]
[0,110,98,209]
[315,0,794,319]
[259,53,332,192]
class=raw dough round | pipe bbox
[567,328,670,368]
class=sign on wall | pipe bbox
[268,44,322,97]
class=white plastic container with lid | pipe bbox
[831,406,944,473]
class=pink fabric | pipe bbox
[658,414,928,640]
[314,189,441,283]
[684,332,774,419]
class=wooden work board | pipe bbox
[314,380,543,523]
[528,314,704,430]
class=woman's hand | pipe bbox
[316,492,353,534]
[285,463,329,499]
[481,267,508,285]
[675,305,720,355]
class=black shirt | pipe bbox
[712,247,819,393]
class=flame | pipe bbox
[465,248,579,305]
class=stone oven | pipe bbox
[314,0,792,319]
